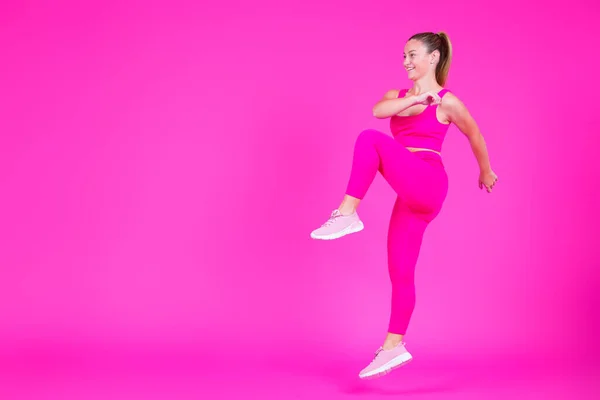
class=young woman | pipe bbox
[310,31,498,379]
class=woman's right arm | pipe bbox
[372,90,417,119]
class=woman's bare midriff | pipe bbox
[406,147,441,155]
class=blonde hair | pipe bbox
[409,31,453,86]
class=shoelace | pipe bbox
[321,210,341,227]
[372,342,406,361]
[362,348,383,367]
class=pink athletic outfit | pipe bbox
[345,88,452,335]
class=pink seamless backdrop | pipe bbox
[1,0,599,384]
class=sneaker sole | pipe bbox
[358,352,413,379]
[310,220,364,240]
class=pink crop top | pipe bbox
[389,88,451,153]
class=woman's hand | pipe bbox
[372,89,427,119]
[412,91,442,106]
[479,169,498,193]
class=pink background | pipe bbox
[1,0,599,398]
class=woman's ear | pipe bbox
[430,49,440,65]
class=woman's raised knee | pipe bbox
[356,129,384,144]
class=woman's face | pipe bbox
[403,39,437,81]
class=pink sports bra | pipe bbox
[389,88,451,153]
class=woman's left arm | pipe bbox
[441,93,498,192]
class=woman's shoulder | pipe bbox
[381,89,403,99]
[440,89,463,106]
[387,88,411,99]
[439,89,470,117]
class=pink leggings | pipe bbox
[345,129,449,335]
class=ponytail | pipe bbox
[436,32,452,87]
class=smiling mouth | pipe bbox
[406,68,415,72]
